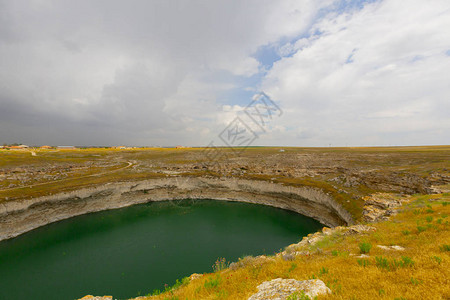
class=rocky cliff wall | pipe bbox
[0,177,354,241]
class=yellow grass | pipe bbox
[144,193,450,300]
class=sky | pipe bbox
[0,0,449,147]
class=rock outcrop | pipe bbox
[248,278,331,300]
[362,193,409,222]
[282,224,376,257]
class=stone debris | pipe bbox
[79,296,113,300]
[343,224,376,235]
[377,245,405,251]
[248,278,331,300]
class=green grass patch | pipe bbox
[359,242,372,254]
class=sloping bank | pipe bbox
[0,177,354,241]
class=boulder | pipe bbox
[248,278,331,300]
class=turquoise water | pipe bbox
[0,199,322,300]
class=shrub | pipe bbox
[204,275,221,289]
[426,216,433,222]
[212,257,228,272]
[319,266,328,275]
[357,259,370,268]
[359,242,372,254]
[399,256,414,268]
[432,256,442,264]
[375,256,414,271]
[229,255,257,271]
[375,256,389,270]
[440,244,450,252]
[289,263,298,272]
[417,226,426,233]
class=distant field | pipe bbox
[1,146,449,221]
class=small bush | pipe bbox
[229,255,259,271]
[417,226,426,233]
[431,256,442,264]
[375,256,414,271]
[442,202,449,206]
[332,250,339,256]
[437,218,443,224]
[359,242,372,254]
[204,275,221,289]
[212,257,228,272]
[426,216,433,222]
[402,230,410,235]
[410,277,421,285]
[440,244,450,252]
[357,259,370,268]
[375,256,389,270]
[319,266,328,275]
[289,263,297,272]
[399,256,414,267]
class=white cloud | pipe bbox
[261,0,450,146]
[0,0,330,145]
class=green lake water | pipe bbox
[0,199,322,300]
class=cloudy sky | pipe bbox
[0,0,449,147]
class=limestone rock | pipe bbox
[79,296,112,300]
[377,245,405,251]
[343,224,376,235]
[189,273,203,281]
[248,278,331,300]
[322,227,333,235]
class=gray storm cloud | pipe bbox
[0,0,449,146]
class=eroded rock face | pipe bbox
[0,177,354,241]
[248,278,331,300]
